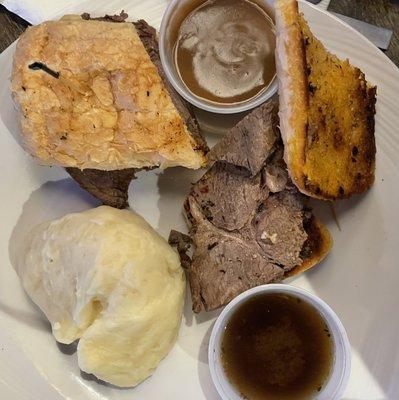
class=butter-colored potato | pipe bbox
[15,206,185,387]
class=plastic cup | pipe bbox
[208,284,352,400]
[159,0,277,114]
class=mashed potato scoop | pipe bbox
[15,206,185,387]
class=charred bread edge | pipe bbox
[275,0,376,200]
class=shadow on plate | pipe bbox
[304,186,399,398]
[156,166,204,237]
[308,189,371,229]
[9,178,100,269]
[56,340,78,356]
[182,282,221,328]
[79,370,144,391]
[0,299,51,333]
[57,343,124,389]
[193,105,248,137]
[197,323,220,400]
[6,178,100,333]
[0,51,26,151]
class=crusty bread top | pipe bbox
[11,15,206,170]
[275,0,376,200]
[275,0,308,186]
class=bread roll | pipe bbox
[11,15,207,171]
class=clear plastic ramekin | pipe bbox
[209,284,352,400]
[159,0,277,114]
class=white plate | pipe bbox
[0,1,398,399]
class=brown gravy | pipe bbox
[221,293,333,400]
[174,0,276,104]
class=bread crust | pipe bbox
[11,16,206,170]
[275,0,308,190]
[275,0,376,200]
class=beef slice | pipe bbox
[208,101,278,176]
[187,197,284,312]
[191,163,262,231]
[66,167,136,209]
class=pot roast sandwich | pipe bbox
[169,100,332,312]
[11,13,208,208]
[275,0,376,200]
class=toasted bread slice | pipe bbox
[275,0,376,199]
[11,15,207,171]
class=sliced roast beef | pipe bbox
[263,146,289,193]
[171,100,319,312]
[253,190,307,269]
[186,182,309,312]
[168,230,192,270]
[187,197,285,313]
[208,101,278,176]
[81,11,128,22]
[66,168,136,209]
[190,163,262,231]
